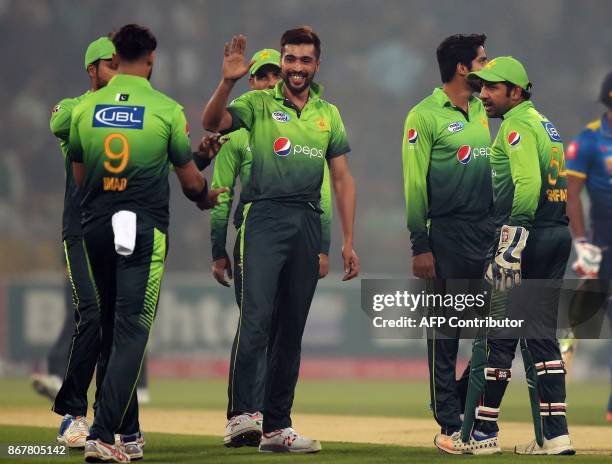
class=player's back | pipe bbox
[70,74,191,233]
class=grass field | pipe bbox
[0,377,610,463]
[1,377,608,425]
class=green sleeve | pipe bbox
[227,91,256,132]
[320,162,332,254]
[402,109,433,255]
[326,105,351,159]
[68,105,84,162]
[168,106,193,167]
[210,134,242,260]
[503,121,542,228]
[50,98,76,141]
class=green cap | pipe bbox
[249,48,281,76]
[84,37,115,70]
[469,56,531,91]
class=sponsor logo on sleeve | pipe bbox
[92,105,145,129]
[541,121,562,142]
[507,131,521,146]
[407,128,418,144]
[52,104,61,113]
[447,122,464,133]
[271,111,291,123]
[566,142,578,160]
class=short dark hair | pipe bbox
[436,34,486,83]
[280,26,321,59]
[502,81,532,100]
[113,24,157,62]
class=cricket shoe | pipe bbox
[84,439,130,462]
[56,414,89,448]
[434,431,500,455]
[117,432,145,461]
[514,434,575,455]
[224,412,263,447]
[31,373,62,401]
[259,427,322,453]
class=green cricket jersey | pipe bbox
[402,88,492,255]
[209,127,333,260]
[50,91,90,240]
[490,100,568,229]
[227,80,350,203]
[69,74,193,233]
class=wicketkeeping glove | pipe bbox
[486,225,529,291]
[572,238,602,278]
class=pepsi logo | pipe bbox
[273,137,292,156]
[508,131,521,146]
[457,145,472,165]
[407,128,418,144]
[566,142,578,160]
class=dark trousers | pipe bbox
[427,218,494,435]
[476,226,572,439]
[85,220,167,444]
[227,200,321,433]
[52,239,101,417]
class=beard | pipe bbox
[282,70,313,94]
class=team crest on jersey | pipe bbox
[541,121,562,142]
[407,128,418,144]
[447,122,464,133]
[508,131,521,146]
[457,145,472,165]
[271,111,291,123]
[316,117,329,131]
[52,104,61,113]
[273,137,292,156]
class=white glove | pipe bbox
[572,238,602,278]
[486,225,529,291]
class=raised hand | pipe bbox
[222,35,254,82]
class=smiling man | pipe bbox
[202,26,359,453]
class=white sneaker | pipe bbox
[117,432,145,461]
[57,415,89,448]
[84,439,130,462]
[224,412,263,447]
[259,427,322,453]
[434,431,500,455]
[31,374,62,401]
[515,434,575,455]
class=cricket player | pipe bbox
[448,57,575,455]
[564,71,612,422]
[43,36,117,449]
[69,24,224,463]
[402,34,493,445]
[209,48,332,447]
[202,27,359,453]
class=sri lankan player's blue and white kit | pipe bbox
[566,115,612,277]
[566,114,612,415]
